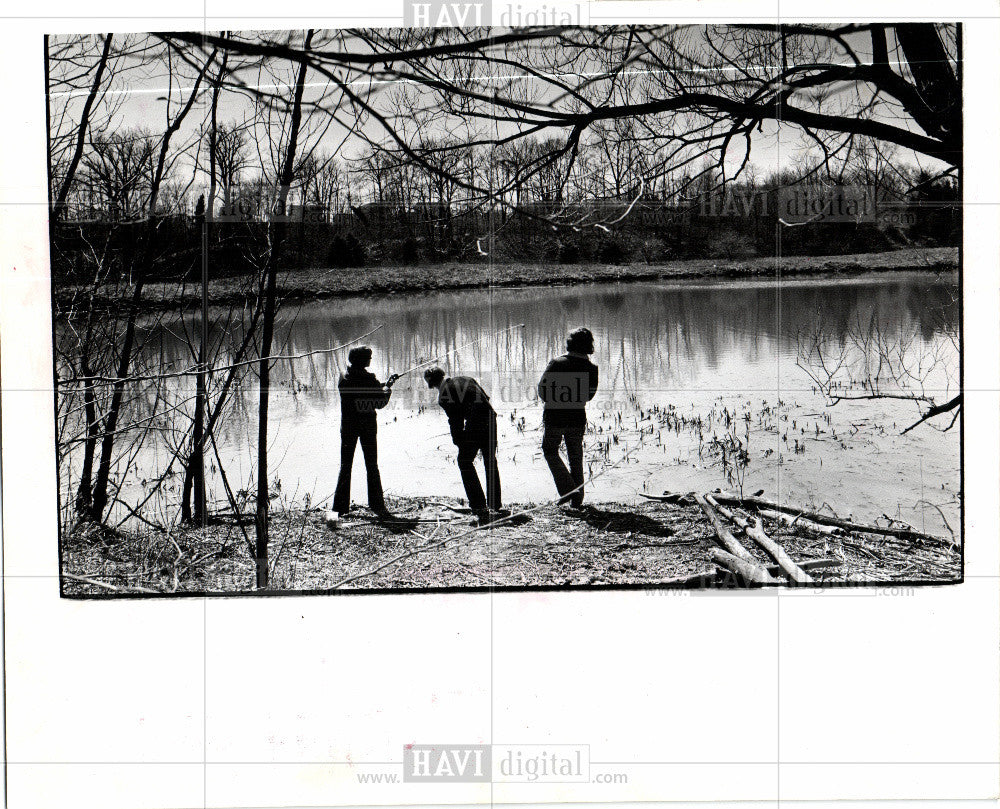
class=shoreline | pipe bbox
[61,495,960,596]
[66,246,958,313]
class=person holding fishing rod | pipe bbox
[332,346,401,518]
[537,327,599,511]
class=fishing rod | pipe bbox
[385,323,526,387]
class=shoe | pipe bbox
[485,508,511,525]
[473,508,503,526]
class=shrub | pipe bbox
[597,237,629,264]
[397,237,420,264]
[558,241,581,263]
[344,234,366,267]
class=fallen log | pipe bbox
[747,517,814,584]
[639,491,695,505]
[774,557,841,575]
[711,494,948,544]
[707,495,813,584]
[758,508,842,536]
[694,493,755,562]
[708,548,784,586]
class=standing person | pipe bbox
[537,327,599,509]
[332,346,398,517]
[423,366,502,522]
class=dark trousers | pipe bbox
[333,421,385,513]
[457,420,501,512]
[542,422,586,506]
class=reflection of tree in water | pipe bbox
[559,295,582,315]
[111,275,958,520]
[604,292,626,313]
[795,281,959,434]
[142,277,958,394]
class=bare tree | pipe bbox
[80,130,156,223]
[253,29,314,587]
[206,122,250,214]
[49,33,115,221]
[53,39,220,524]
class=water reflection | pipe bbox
[94,272,960,531]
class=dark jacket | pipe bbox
[537,352,599,426]
[438,376,496,444]
[338,367,391,427]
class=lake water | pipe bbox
[76,271,962,538]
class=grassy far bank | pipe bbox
[61,495,960,596]
[76,246,958,311]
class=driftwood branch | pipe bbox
[639,491,695,504]
[708,548,783,586]
[901,394,961,435]
[711,494,947,544]
[707,495,813,584]
[668,557,840,589]
[758,508,842,536]
[694,493,754,561]
[749,515,814,583]
[768,557,840,576]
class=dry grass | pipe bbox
[60,495,960,597]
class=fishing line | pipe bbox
[387,322,526,383]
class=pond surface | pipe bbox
[82,271,962,538]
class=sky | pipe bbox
[47,25,955,206]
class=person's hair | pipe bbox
[348,346,373,367]
[566,327,595,354]
[423,366,446,387]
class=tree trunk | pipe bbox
[183,50,228,525]
[254,30,313,588]
[181,458,195,523]
[193,247,208,525]
[255,257,279,588]
[89,280,144,522]
[74,354,98,516]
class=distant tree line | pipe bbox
[51,127,959,284]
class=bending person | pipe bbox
[423,366,502,522]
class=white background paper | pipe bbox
[1,2,998,808]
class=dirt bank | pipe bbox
[71,246,958,312]
[61,494,960,597]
